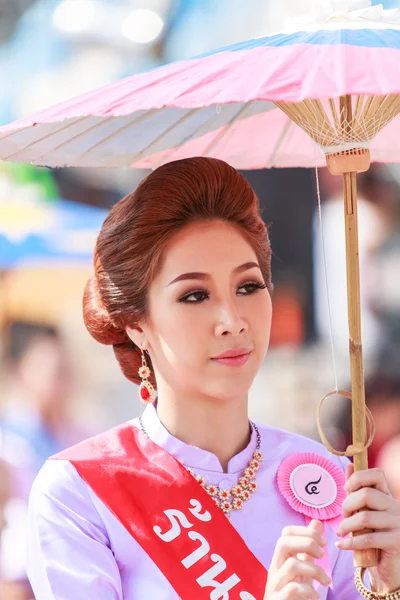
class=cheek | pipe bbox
[150,304,208,366]
[251,294,273,346]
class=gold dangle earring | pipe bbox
[138,349,156,403]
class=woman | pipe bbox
[27,158,400,599]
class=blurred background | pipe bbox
[1,1,400,597]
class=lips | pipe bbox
[211,350,252,367]
[212,348,251,359]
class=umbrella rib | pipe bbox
[202,101,256,157]
[373,94,400,123]
[1,116,91,161]
[142,102,250,169]
[363,95,387,125]
[362,94,400,139]
[354,95,365,123]
[134,107,204,159]
[33,110,161,166]
[136,102,271,165]
[350,96,397,142]
[329,98,340,133]
[265,117,293,168]
[69,109,162,163]
[385,95,400,123]
[308,99,338,146]
[31,115,117,162]
[275,102,323,145]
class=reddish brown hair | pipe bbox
[83,157,272,386]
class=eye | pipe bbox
[178,289,210,303]
[179,281,267,303]
[237,281,267,295]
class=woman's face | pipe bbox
[133,220,272,403]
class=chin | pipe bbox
[205,379,253,403]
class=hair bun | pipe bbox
[83,276,129,346]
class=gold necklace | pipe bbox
[139,417,262,516]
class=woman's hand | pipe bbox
[264,519,331,599]
[336,464,400,594]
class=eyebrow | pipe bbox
[167,262,261,286]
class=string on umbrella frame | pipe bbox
[276,92,400,404]
[314,163,339,395]
[275,94,400,154]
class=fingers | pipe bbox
[277,581,320,599]
[307,519,325,537]
[299,520,326,563]
[274,556,331,590]
[335,467,400,555]
[281,522,327,547]
[272,530,326,571]
[336,529,400,551]
[337,509,400,538]
[341,487,394,516]
[267,523,330,600]
[345,467,392,496]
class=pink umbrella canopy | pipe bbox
[0,3,400,170]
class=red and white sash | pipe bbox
[52,424,268,600]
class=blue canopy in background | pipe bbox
[0,199,108,268]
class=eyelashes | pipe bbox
[178,281,267,304]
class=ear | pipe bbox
[126,325,149,351]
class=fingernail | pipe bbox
[321,537,328,546]
[318,547,325,557]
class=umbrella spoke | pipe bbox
[202,101,257,157]
[0,116,90,161]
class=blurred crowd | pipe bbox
[0,324,83,599]
[1,0,400,598]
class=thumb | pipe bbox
[308,519,324,537]
[298,520,325,566]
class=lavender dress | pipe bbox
[27,404,362,599]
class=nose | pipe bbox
[214,298,248,337]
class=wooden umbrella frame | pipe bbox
[274,92,400,568]
[325,97,376,567]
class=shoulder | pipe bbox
[29,419,141,518]
[51,419,139,462]
[30,458,92,509]
[29,459,110,545]
[255,421,349,472]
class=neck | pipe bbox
[155,384,251,473]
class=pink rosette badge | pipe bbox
[277,452,347,588]
[277,452,346,521]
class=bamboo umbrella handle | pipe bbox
[323,95,377,568]
[343,171,377,568]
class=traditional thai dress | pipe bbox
[27,403,363,599]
